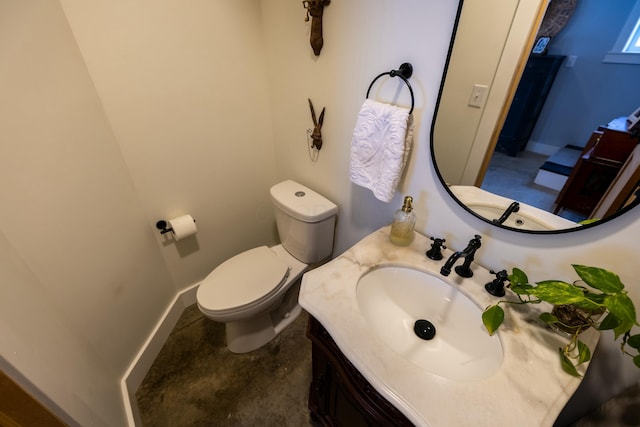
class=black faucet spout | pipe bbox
[492,202,520,225]
[440,235,482,278]
[440,251,462,276]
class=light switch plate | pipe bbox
[468,84,489,108]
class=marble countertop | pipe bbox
[299,226,599,427]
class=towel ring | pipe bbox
[365,62,415,114]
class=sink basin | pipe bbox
[469,204,554,230]
[356,266,503,381]
[449,185,577,231]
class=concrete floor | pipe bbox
[135,304,318,426]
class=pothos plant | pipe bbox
[482,264,640,377]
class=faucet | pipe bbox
[426,236,446,260]
[492,202,520,225]
[440,235,482,278]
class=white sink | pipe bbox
[469,204,553,230]
[449,185,577,231]
[300,228,599,426]
[356,266,503,381]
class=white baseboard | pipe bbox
[120,283,200,426]
[534,169,568,191]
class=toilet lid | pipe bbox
[197,246,290,312]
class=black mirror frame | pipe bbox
[429,0,639,235]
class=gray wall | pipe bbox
[530,0,640,150]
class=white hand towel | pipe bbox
[349,99,414,202]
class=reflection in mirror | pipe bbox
[433,0,640,233]
[450,185,577,231]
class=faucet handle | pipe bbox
[485,269,508,297]
[426,236,446,260]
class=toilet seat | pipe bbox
[197,246,291,314]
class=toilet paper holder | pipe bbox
[155,220,174,235]
[155,218,196,235]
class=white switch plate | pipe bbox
[566,55,577,67]
[468,84,489,108]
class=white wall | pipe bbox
[0,1,175,424]
[0,233,123,426]
[1,0,277,425]
[262,0,462,250]
[60,0,280,288]
[531,0,640,150]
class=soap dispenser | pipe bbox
[390,196,416,246]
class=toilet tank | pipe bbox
[270,180,338,263]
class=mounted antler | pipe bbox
[308,98,325,150]
[302,0,330,56]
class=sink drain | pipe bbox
[414,319,436,340]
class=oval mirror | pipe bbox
[432,0,640,234]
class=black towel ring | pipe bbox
[365,62,415,114]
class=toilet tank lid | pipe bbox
[270,180,338,222]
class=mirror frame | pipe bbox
[430,0,639,235]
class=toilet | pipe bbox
[196,180,338,353]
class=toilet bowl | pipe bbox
[197,245,307,353]
[196,180,337,353]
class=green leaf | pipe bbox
[570,292,606,312]
[539,312,559,324]
[572,265,624,294]
[576,340,591,365]
[634,355,640,369]
[559,348,582,377]
[529,281,587,305]
[482,305,504,335]
[627,334,640,350]
[510,283,535,295]
[509,268,529,287]
[613,320,636,340]
[597,313,621,331]
[604,293,638,338]
[604,293,637,323]
[583,292,607,305]
[578,218,600,225]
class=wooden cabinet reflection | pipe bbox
[554,119,639,218]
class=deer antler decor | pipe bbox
[302,0,330,56]
[308,98,325,150]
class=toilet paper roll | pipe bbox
[168,214,197,241]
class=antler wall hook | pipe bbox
[308,98,325,150]
[302,0,330,55]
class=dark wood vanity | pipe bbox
[307,316,414,426]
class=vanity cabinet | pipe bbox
[307,316,413,427]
